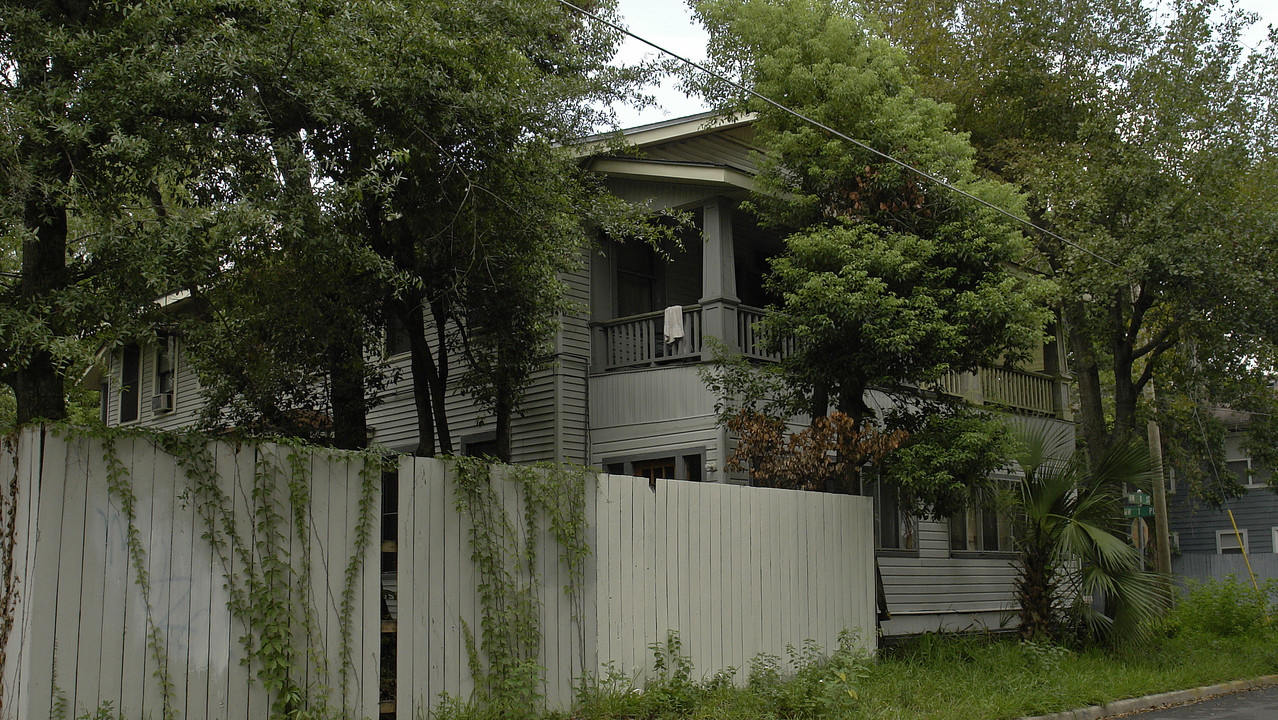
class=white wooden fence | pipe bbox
[1,429,876,719]
[395,459,875,716]
[0,428,380,720]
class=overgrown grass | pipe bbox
[438,577,1278,720]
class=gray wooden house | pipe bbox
[89,112,1075,638]
[1169,420,1278,583]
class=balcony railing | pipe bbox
[979,366,1057,416]
[737,304,794,361]
[597,306,703,370]
[594,303,1061,417]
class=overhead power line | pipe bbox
[558,0,1119,268]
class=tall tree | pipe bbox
[692,0,1051,497]
[1,1,227,424]
[868,0,1278,484]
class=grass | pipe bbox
[435,578,1278,720]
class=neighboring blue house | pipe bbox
[1169,416,1278,582]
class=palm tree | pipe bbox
[1010,424,1169,644]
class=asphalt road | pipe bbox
[1127,686,1278,718]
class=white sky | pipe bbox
[610,0,1278,129]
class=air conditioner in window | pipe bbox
[151,393,174,413]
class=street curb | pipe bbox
[1017,674,1278,720]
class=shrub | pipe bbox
[1167,576,1277,638]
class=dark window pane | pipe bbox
[120,345,141,423]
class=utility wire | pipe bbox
[559,0,1120,268]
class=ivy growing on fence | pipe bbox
[34,424,385,720]
[447,457,591,715]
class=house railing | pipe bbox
[597,305,703,370]
[979,366,1057,415]
[737,304,795,361]
[594,305,1061,417]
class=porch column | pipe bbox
[701,196,739,484]
[699,196,739,352]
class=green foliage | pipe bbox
[880,406,1016,518]
[1010,424,1169,645]
[691,0,1049,503]
[1162,577,1277,639]
[446,456,592,716]
[870,0,1278,476]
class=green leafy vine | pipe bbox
[98,431,178,720]
[447,456,591,714]
[36,423,383,720]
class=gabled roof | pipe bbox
[577,112,760,190]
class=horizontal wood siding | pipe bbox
[105,343,203,431]
[1170,488,1278,555]
[639,131,759,175]
[1,428,380,719]
[878,517,1018,635]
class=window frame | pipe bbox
[151,334,177,414]
[862,474,917,554]
[602,448,706,483]
[950,503,1015,556]
[118,344,143,425]
[1216,528,1249,555]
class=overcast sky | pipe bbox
[610,0,1278,129]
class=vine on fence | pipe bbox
[100,433,178,720]
[0,433,23,719]
[447,456,591,714]
[24,424,385,720]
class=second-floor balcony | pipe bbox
[592,302,1065,418]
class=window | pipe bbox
[152,335,176,413]
[604,452,704,483]
[464,438,500,461]
[119,344,142,424]
[616,242,662,318]
[632,457,676,482]
[386,313,412,357]
[1216,529,1248,555]
[863,475,915,551]
[951,504,1014,553]
[1170,531,1180,553]
[1271,527,1277,554]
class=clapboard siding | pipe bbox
[559,253,593,359]
[1,428,380,719]
[104,343,203,432]
[640,132,760,175]
[589,365,717,429]
[1169,487,1278,555]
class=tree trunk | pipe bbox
[428,298,452,455]
[1066,301,1108,469]
[15,171,71,424]
[495,386,513,463]
[401,299,437,457]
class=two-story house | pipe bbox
[88,112,1075,638]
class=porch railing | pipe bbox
[737,304,795,361]
[979,366,1057,415]
[594,305,1061,417]
[598,305,703,370]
